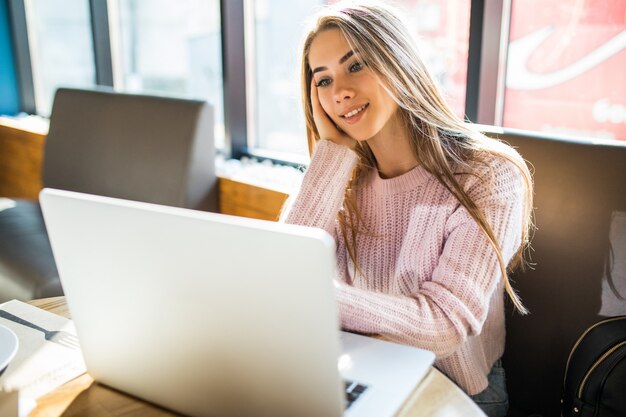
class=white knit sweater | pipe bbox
[285,140,526,395]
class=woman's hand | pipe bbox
[310,80,357,150]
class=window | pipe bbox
[396,0,471,118]
[246,0,471,158]
[25,0,96,116]
[246,0,322,159]
[504,0,626,141]
[0,1,19,115]
[11,0,623,164]
[109,0,225,148]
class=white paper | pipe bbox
[0,300,86,400]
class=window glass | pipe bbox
[397,0,471,118]
[25,0,96,116]
[247,0,471,158]
[111,0,224,148]
[504,0,626,141]
[247,0,322,157]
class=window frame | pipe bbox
[89,0,113,87]
[7,0,36,114]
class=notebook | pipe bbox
[39,188,435,417]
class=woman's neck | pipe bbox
[367,115,419,179]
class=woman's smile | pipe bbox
[340,103,369,124]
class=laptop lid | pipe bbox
[40,188,345,417]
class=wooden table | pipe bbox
[27,297,485,417]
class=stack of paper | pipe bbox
[0,300,86,401]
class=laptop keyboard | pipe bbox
[344,380,368,409]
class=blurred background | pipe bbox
[1,0,625,163]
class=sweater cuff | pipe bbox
[284,140,358,233]
[310,140,358,175]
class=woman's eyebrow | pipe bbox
[338,50,355,64]
[311,50,355,74]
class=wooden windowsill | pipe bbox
[0,122,46,199]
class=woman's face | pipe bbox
[308,28,399,142]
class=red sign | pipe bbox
[505,0,626,142]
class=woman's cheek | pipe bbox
[317,89,331,115]
[319,95,335,119]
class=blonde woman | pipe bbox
[283,1,533,416]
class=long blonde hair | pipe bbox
[300,0,534,313]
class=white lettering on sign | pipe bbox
[593,99,626,124]
[507,27,626,90]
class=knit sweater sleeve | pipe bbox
[283,140,358,235]
[335,157,525,358]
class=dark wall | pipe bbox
[491,130,626,417]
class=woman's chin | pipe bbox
[346,124,386,143]
[348,129,376,142]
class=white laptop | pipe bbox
[40,188,435,417]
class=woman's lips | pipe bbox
[341,103,369,125]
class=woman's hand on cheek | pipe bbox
[311,80,357,150]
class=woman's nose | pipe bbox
[333,79,354,103]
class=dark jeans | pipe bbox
[470,359,509,417]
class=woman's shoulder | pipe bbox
[480,137,527,176]
[463,137,529,203]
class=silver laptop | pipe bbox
[40,188,434,417]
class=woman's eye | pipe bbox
[316,78,331,87]
[350,61,364,72]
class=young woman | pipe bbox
[283,2,534,416]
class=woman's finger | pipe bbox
[310,79,329,135]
